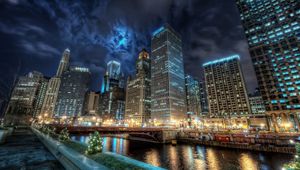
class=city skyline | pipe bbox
[0,0,258,99]
[1,1,300,170]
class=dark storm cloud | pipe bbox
[0,0,257,100]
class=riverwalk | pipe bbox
[0,127,64,169]
[178,137,296,154]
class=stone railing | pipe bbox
[32,127,109,170]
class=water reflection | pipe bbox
[71,135,293,170]
[145,149,161,167]
[239,153,259,170]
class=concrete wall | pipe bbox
[32,128,109,170]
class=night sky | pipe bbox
[0,0,258,100]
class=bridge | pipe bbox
[52,125,178,143]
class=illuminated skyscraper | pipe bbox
[185,75,201,117]
[107,60,121,79]
[56,48,70,77]
[203,55,250,117]
[101,60,123,93]
[33,77,50,117]
[199,80,209,115]
[151,24,186,125]
[236,0,300,131]
[99,60,125,121]
[125,49,151,126]
[55,67,90,117]
[5,71,44,124]
[41,48,70,117]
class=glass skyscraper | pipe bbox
[151,24,186,125]
[99,60,125,121]
[236,0,300,131]
[55,67,90,117]
[185,74,201,117]
[107,60,121,79]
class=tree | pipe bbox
[283,143,300,170]
[85,131,103,155]
[58,128,70,141]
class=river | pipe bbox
[71,135,294,170]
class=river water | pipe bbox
[71,135,294,170]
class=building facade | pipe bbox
[199,80,209,115]
[33,77,49,117]
[248,91,266,115]
[99,60,125,121]
[5,71,44,124]
[40,48,70,117]
[84,91,100,115]
[185,75,201,117]
[125,49,151,126]
[55,67,90,117]
[204,55,251,118]
[236,0,300,131]
[151,24,187,125]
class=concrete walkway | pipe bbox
[0,127,64,170]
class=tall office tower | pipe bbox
[125,49,151,126]
[107,60,121,79]
[56,48,70,77]
[41,48,70,117]
[101,60,123,93]
[84,91,100,115]
[185,75,201,117]
[236,0,300,131]
[5,71,44,124]
[99,60,125,121]
[55,67,90,117]
[199,80,209,115]
[151,24,186,125]
[203,55,251,117]
[33,77,50,117]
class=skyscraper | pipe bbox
[40,48,70,117]
[236,0,300,131]
[99,60,125,121]
[203,55,250,117]
[199,80,209,115]
[5,71,44,124]
[33,76,50,117]
[151,24,186,125]
[56,48,70,77]
[101,60,123,93]
[185,75,201,117]
[55,67,90,117]
[107,60,121,79]
[125,49,151,126]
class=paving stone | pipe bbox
[0,127,64,170]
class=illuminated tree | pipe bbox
[58,128,70,141]
[283,143,300,170]
[85,131,103,155]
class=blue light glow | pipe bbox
[203,55,240,66]
[152,26,165,36]
[101,78,105,93]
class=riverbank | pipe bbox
[33,127,166,170]
[178,138,296,154]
